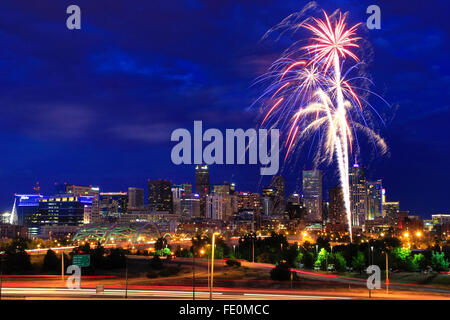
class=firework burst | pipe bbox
[256,7,387,242]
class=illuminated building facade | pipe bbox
[302,170,323,223]
[99,192,128,219]
[28,195,92,236]
[383,201,400,229]
[366,180,383,220]
[180,193,201,219]
[11,194,43,226]
[66,184,100,224]
[195,165,210,217]
[328,185,346,226]
[128,187,144,209]
[270,175,286,216]
[349,162,367,226]
[148,179,173,213]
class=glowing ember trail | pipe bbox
[255,6,387,242]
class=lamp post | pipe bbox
[0,253,3,301]
[370,246,374,266]
[125,255,128,299]
[192,242,195,300]
[210,232,219,300]
[61,250,65,281]
[385,250,389,295]
[252,235,255,263]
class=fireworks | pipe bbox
[256,8,387,242]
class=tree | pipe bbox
[316,237,330,251]
[43,249,59,273]
[281,244,302,268]
[105,248,126,269]
[149,255,163,270]
[256,252,271,264]
[175,246,192,258]
[332,252,347,272]
[3,237,32,274]
[351,251,366,273]
[270,262,292,281]
[390,247,415,271]
[91,243,106,268]
[412,253,427,271]
[191,233,209,257]
[302,251,315,269]
[155,237,168,251]
[431,251,449,271]
[314,248,329,271]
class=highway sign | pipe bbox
[73,254,90,267]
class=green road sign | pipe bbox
[73,254,90,267]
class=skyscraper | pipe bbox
[99,192,128,219]
[180,193,201,219]
[366,180,383,220]
[148,179,173,213]
[128,187,145,209]
[29,195,92,236]
[195,165,209,217]
[349,161,367,227]
[270,175,286,216]
[212,184,234,221]
[206,194,225,220]
[261,187,275,215]
[66,184,100,224]
[302,170,323,223]
[328,185,346,226]
[383,201,400,229]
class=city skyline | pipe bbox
[1,1,450,217]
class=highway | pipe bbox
[0,286,353,300]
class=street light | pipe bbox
[210,232,220,300]
[370,246,374,266]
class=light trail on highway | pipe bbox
[1,287,354,300]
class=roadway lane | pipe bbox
[0,287,354,300]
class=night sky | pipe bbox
[1,0,449,218]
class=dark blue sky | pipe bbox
[1,0,449,218]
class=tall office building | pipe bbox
[128,187,144,209]
[66,184,100,224]
[286,193,304,220]
[10,194,44,226]
[100,192,128,219]
[148,179,173,213]
[270,176,286,216]
[237,192,261,214]
[180,193,201,219]
[349,162,367,227]
[302,170,323,223]
[383,201,400,229]
[212,184,234,221]
[29,195,92,236]
[195,165,210,194]
[366,180,383,220]
[328,186,346,225]
[261,187,275,215]
[206,193,232,221]
[195,165,210,217]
